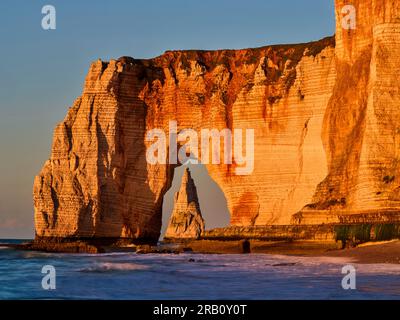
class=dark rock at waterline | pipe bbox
[270,263,297,267]
[136,245,181,254]
[240,239,251,253]
[17,240,104,254]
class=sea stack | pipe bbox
[164,168,205,240]
[33,0,400,248]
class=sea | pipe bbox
[0,239,399,300]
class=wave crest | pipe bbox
[79,262,148,273]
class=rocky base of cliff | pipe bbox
[202,225,336,241]
[16,222,400,254]
[21,240,104,254]
[19,236,160,254]
[180,239,341,255]
[202,223,400,247]
[182,239,400,262]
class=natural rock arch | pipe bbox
[33,0,400,244]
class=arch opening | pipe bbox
[160,163,230,240]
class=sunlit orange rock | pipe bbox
[33,0,400,244]
[164,168,204,240]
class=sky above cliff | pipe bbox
[0,0,335,238]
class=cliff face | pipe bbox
[164,168,204,240]
[33,0,400,243]
[296,0,400,224]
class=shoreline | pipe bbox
[179,239,400,264]
[314,240,400,264]
[2,238,400,265]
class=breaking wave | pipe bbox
[79,262,149,273]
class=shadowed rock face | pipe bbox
[33,0,400,243]
[164,168,204,240]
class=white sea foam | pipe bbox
[159,253,400,276]
[72,252,133,258]
[2,251,399,299]
[353,263,400,275]
[79,262,149,272]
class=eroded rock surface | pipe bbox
[164,168,204,240]
[295,0,400,224]
[33,0,400,244]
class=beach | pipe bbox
[1,239,400,299]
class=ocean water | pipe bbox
[0,240,399,300]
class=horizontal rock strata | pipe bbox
[33,0,400,245]
[164,168,205,240]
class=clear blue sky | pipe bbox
[0,0,335,238]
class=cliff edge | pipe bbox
[33,0,400,245]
